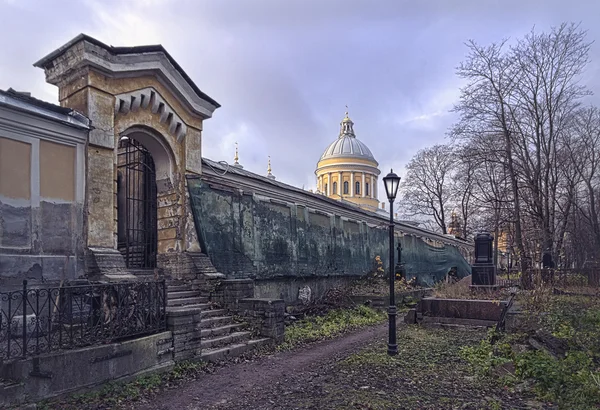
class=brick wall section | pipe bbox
[212,279,254,310]
[237,298,285,343]
[166,308,202,361]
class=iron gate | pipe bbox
[117,137,158,269]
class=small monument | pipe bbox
[298,285,312,305]
[471,232,497,287]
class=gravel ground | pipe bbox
[132,323,542,410]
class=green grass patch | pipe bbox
[460,295,600,409]
[278,305,387,351]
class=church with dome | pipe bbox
[315,111,381,212]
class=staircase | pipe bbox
[167,282,210,310]
[198,307,271,362]
[166,259,271,362]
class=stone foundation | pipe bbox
[254,275,357,305]
[0,331,174,407]
[167,307,202,361]
[238,298,285,342]
[85,247,128,279]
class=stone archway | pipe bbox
[117,137,157,269]
[120,126,176,190]
[116,126,175,270]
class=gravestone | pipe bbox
[471,233,496,286]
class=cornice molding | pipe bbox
[114,87,187,142]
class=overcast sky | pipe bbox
[1,0,599,202]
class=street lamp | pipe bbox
[383,169,401,356]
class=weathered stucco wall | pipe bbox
[188,172,471,303]
[0,105,87,288]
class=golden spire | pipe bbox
[266,156,276,180]
[232,142,243,168]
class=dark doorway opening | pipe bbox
[117,137,158,269]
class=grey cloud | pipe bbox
[1,0,599,198]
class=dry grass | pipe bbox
[432,275,515,301]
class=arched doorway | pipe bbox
[117,137,158,269]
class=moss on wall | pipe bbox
[187,178,471,286]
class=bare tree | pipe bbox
[510,23,591,266]
[451,37,529,275]
[450,23,592,286]
[567,106,600,262]
[452,145,478,239]
[399,144,455,234]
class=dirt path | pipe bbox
[135,321,393,410]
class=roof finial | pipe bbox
[233,142,243,168]
[340,106,355,137]
[267,156,276,180]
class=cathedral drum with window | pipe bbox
[315,112,381,211]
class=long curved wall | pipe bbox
[188,159,472,303]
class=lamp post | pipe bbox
[383,169,401,356]
[396,242,404,280]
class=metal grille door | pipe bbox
[117,138,158,269]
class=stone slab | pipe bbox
[418,298,506,322]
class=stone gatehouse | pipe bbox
[2,34,219,286]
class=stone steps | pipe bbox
[201,331,252,350]
[201,308,228,319]
[165,266,273,364]
[200,315,234,329]
[167,290,202,299]
[200,323,245,338]
[167,285,190,292]
[167,296,209,307]
[200,338,272,363]
[167,303,211,314]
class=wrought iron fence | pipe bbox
[496,277,521,288]
[0,280,166,361]
[496,268,600,289]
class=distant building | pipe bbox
[315,112,381,212]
